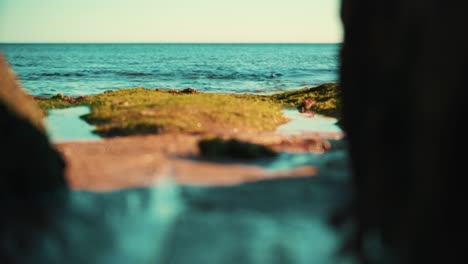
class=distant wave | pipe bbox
[26,69,327,83]
[36,71,290,80]
[84,69,114,75]
[40,72,87,77]
[23,76,42,81]
[39,70,155,78]
[116,71,154,77]
[77,70,153,77]
[203,72,283,80]
[12,63,39,67]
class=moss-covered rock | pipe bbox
[36,88,288,136]
[34,83,341,137]
[269,83,341,118]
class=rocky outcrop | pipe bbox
[181,87,200,94]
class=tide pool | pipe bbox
[44,106,100,142]
[277,108,342,135]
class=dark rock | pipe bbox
[51,93,65,99]
[63,95,74,102]
[75,96,86,101]
[49,94,86,104]
[168,89,180,94]
[198,138,277,160]
[181,88,200,94]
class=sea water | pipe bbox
[0,43,339,96]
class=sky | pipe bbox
[0,0,342,43]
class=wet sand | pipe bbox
[56,132,342,191]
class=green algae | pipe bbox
[268,83,341,118]
[34,84,341,137]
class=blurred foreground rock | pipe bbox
[0,54,68,263]
[0,54,66,195]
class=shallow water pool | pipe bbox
[277,108,342,135]
[44,106,100,142]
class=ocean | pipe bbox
[0,43,339,96]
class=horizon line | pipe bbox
[0,41,342,45]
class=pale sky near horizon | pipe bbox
[0,0,342,43]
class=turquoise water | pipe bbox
[277,108,342,135]
[0,43,339,96]
[43,107,342,142]
[44,106,100,142]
